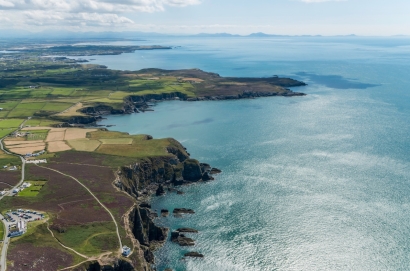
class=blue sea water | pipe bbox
[94,36,410,271]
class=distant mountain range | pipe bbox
[0,30,407,41]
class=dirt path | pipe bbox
[46,222,88,259]
[36,165,123,251]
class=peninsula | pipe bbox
[0,48,306,270]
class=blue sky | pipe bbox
[0,0,408,35]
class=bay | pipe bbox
[96,36,410,271]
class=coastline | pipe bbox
[74,87,307,270]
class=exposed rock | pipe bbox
[139,202,151,208]
[210,168,222,174]
[161,209,169,217]
[182,159,202,181]
[176,228,198,233]
[129,207,168,247]
[171,231,195,246]
[200,163,211,173]
[145,135,153,140]
[202,171,214,181]
[184,252,204,258]
[156,184,165,196]
[173,208,195,215]
[176,190,185,195]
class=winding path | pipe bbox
[0,120,122,270]
[36,165,123,251]
[45,222,88,259]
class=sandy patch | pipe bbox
[100,138,133,145]
[67,139,101,152]
[9,145,46,155]
[47,141,71,153]
[46,131,66,142]
[181,78,204,83]
[4,140,44,146]
[64,128,97,140]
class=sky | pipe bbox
[0,0,409,36]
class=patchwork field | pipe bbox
[8,145,46,155]
[46,130,66,142]
[67,139,101,151]
[47,141,71,152]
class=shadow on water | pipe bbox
[166,118,214,129]
[294,72,380,89]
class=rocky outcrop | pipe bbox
[171,231,195,246]
[173,208,195,215]
[115,139,221,270]
[129,207,167,247]
[73,259,137,271]
[176,228,198,233]
[182,159,202,181]
[184,252,204,258]
[160,209,169,217]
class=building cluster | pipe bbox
[25,150,45,158]
[3,165,17,171]
[12,182,31,194]
[8,220,26,238]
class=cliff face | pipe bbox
[110,140,218,270]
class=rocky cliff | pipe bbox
[98,139,219,270]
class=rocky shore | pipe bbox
[52,88,306,127]
[111,139,221,270]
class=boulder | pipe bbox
[182,159,202,181]
[184,252,204,258]
[171,231,195,246]
[161,209,169,217]
[177,228,198,233]
[156,184,166,196]
[173,208,195,215]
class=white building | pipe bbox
[122,246,131,257]
[17,220,26,232]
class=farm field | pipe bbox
[18,180,47,197]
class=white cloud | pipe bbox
[0,0,200,28]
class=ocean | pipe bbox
[90,36,410,271]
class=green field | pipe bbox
[0,221,4,241]
[25,118,60,127]
[26,130,49,141]
[99,138,133,145]
[53,222,118,256]
[0,119,24,129]
[0,129,14,138]
[18,181,47,197]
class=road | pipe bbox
[0,120,28,271]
